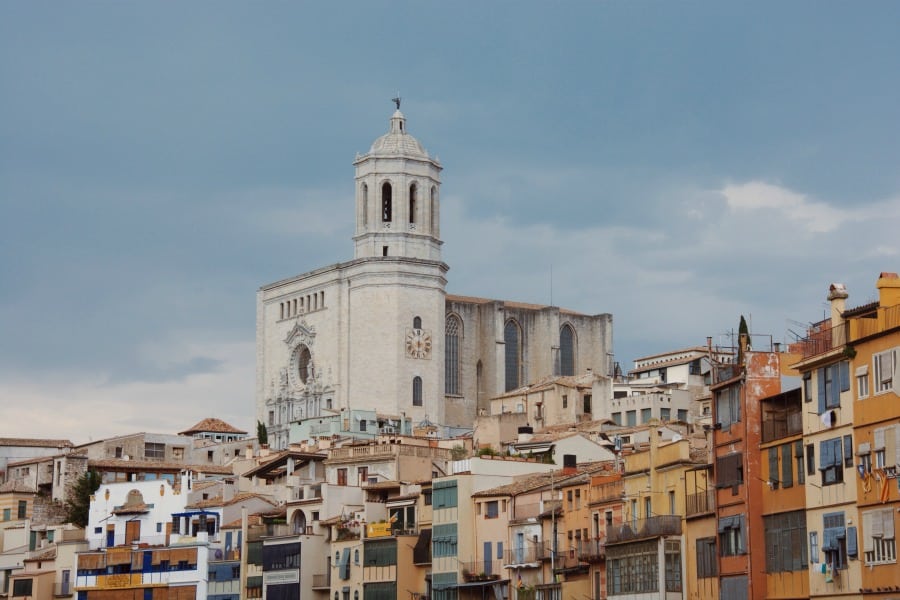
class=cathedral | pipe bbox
[256,105,613,449]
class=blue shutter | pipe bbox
[839,361,850,392]
[830,365,841,407]
[817,368,826,414]
[846,526,858,557]
[820,440,832,470]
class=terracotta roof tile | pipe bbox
[179,418,247,436]
[0,480,37,494]
[88,458,233,474]
[0,438,73,448]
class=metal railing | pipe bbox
[503,545,546,566]
[606,515,681,544]
[576,538,605,562]
[685,489,715,516]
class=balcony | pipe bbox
[311,573,331,589]
[460,560,502,582]
[54,582,72,597]
[589,480,623,505]
[793,321,847,361]
[761,388,803,443]
[576,538,605,563]
[606,515,681,544]
[503,545,546,567]
[685,489,715,516]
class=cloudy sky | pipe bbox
[2,3,899,443]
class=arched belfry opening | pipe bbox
[382,182,392,222]
[409,183,417,224]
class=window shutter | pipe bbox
[768,448,779,486]
[874,428,886,450]
[839,360,850,392]
[817,368,826,414]
[862,512,874,553]
[895,425,900,468]
[820,441,832,470]
[870,510,884,538]
[892,348,900,394]
[880,352,892,384]
[781,444,793,487]
[883,511,895,540]
[830,365,841,407]
[846,526,858,558]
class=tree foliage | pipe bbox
[257,420,268,446]
[66,470,101,528]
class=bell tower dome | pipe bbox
[353,104,443,261]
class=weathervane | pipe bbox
[391,94,401,110]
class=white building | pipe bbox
[257,105,613,449]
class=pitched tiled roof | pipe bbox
[7,452,88,468]
[0,438,73,448]
[186,492,276,510]
[87,458,233,475]
[472,462,611,498]
[0,480,37,494]
[179,418,247,436]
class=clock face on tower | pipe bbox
[405,328,432,359]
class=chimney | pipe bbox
[876,272,900,308]
[562,454,577,475]
[828,283,849,346]
[517,426,534,444]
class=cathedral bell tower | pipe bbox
[353,105,443,261]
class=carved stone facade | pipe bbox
[256,108,613,448]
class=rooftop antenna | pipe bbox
[550,264,554,307]
[392,94,401,110]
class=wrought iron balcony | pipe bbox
[606,515,681,544]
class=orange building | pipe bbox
[844,273,900,599]
[710,337,784,600]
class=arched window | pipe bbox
[431,186,438,231]
[292,510,307,534]
[445,315,461,395]
[361,183,368,227]
[353,549,359,564]
[354,592,359,600]
[298,345,312,384]
[504,320,522,392]
[413,316,422,330]
[413,376,423,406]
[382,182,392,222]
[409,183,417,224]
[560,324,575,376]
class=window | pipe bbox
[504,320,522,392]
[819,437,844,485]
[795,441,805,484]
[358,467,368,485]
[822,512,847,569]
[677,409,688,422]
[862,508,896,564]
[485,501,499,519]
[17,501,27,519]
[445,315,461,395]
[115,446,123,458]
[626,410,636,427]
[843,435,853,468]
[409,183,417,224]
[611,412,622,425]
[641,408,651,423]
[660,407,671,421]
[381,182,392,221]
[696,537,717,578]
[817,361,849,413]
[583,394,592,414]
[716,453,743,491]
[12,579,33,597]
[412,376,423,406]
[432,523,458,557]
[806,443,815,476]
[359,418,367,432]
[857,364,869,398]
[715,385,741,429]
[810,531,819,563]
[145,442,165,459]
[873,348,898,394]
[337,468,347,486]
[364,540,397,566]
[664,540,682,592]
[803,372,812,403]
[297,345,312,384]
[718,515,746,556]
[262,542,300,570]
[413,316,422,329]
[559,325,575,376]
[433,481,458,509]
[562,395,568,409]
[3,508,9,521]
[764,511,808,572]
[607,540,659,594]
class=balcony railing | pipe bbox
[576,538,605,563]
[854,304,900,339]
[460,560,502,580]
[503,545,546,566]
[589,481,623,504]
[685,489,715,516]
[311,573,331,589]
[761,410,802,443]
[606,515,681,544]
[54,582,72,597]
[794,321,847,360]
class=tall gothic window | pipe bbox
[445,315,461,395]
[431,186,437,231]
[361,183,368,227]
[560,324,575,376]
[412,376,423,406]
[409,183,417,224]
[382,182,392,222]
[505,320,522,392]
[298,345,312,384]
